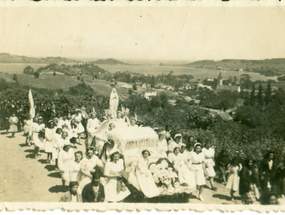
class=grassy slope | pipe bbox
[0,72,129,97]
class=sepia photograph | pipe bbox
[0,2,285,211]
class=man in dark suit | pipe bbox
[260,151,275,191]
[60,181,82,202]
[82,168,105,202]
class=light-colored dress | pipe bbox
[23,119,33,134]
[78,156,103,192]
[226,164,242,191]
[104,159,131,202]
[52,133,62,159]
[168,153,196,188]
[202,147,216,177]
[87,118,101,134]
[58,148,75,182]
[157,139,168,157]
[136,157,160,198]
[32,123,46,149]
[45,128,55,153]
[167,140,178,153]
[69,160,82,182]
[73,113,85,134]
[8,116,18,132]
[189,151,206,186]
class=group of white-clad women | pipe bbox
[155,131,217,201]
[23,105,217,202]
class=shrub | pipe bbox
[34,71,40,78]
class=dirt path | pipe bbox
[0,131,241,204]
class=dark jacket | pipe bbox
[259,159,275,188]
[239,166,260,195]
[59,192,82,202]
[81,182,105,203]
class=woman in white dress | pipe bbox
[202,142,217,191]
[226,159,242,201]
[189,143,206,201]
[157,131,168,158]
[78,147,104,193]
[73,110,85,134]
[45,120,56,163]
[32,117,46,158]
[8,113,18,138]
[168,147,196,189]
[58,143,74,191]
[100,139,120,164]
[23,114,33,145]
[136,150,160,198]
[69,151,83,182]
[104,151,130,202]
[52,128,62,167]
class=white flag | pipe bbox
[28,89,35,119]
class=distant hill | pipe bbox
[35,63,110,77]
[184,58,285,76]
[91,58,129,65]
[0,53,79,64]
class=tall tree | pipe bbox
[257,83,263,106]
[151,75,155,89]
[264,82,272,105]
[250,84,256,106]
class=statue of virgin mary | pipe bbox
[109,88,119,118]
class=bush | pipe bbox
[34,71,40,78]
[23,66,34,75]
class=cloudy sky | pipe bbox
[0,4,285,61]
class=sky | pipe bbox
[0,4,285,61]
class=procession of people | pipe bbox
[2,88,284,205]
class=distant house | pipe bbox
[216,112,233,121]
[141,83,147,89]
[168,99,176,106]
[167,86,174,91]
[144,91,157,100]
[216,85,240,93]
[119,83,133,89]
[184,96,192,102]
[200,107,233,121]
[197,83,212,90]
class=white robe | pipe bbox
[136,157,160,198]
[109,88,119,118]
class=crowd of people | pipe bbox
[3,89,284,205]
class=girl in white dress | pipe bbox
[69,151,83,182]
[189,143,206,201]
[73,110,85,134]
[52,128,63,167]
[8,113,18,137]
[58,143,74,191]
[23,115,33,145]
[226,159,242,200]
[168,147,196,189]
[78,147,104,193]
[202,142,217,191]
[31,117,46,158]
[104,151,130,202]
[136,150,160,198]
[45,120,56,163]
[157,131,168,158]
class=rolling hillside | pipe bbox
[0,53,79,64]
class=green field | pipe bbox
[0,72,129,97]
